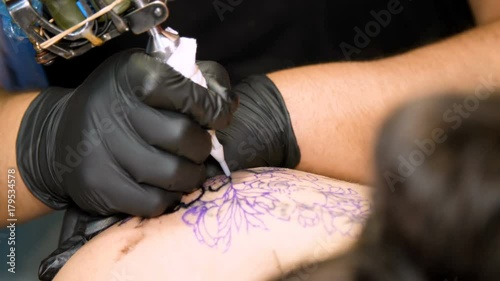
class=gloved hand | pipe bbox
[37,74,300,280]
[17,49,238,217]
[205,75,301,177]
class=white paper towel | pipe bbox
[166,37,207,88]
[165,36,231,176]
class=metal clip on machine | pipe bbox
[4,0,173,65]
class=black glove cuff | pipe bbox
[39,208,125,281]
[225,75,301,169]
[16,87,73,210]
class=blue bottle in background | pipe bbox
[0,0,48,91]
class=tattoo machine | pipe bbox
[1,0,232,176]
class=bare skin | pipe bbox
[270,11,500,183]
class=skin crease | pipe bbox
[0,0,499,225]
[54,169,373,281]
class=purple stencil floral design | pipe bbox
[182,168,371,252]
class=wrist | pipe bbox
[17,87,74,210]
[257,75,301,168]
[222,75,300,170]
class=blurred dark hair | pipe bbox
[279,94,500,281]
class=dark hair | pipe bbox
[280,94,500,281]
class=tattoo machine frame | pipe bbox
[3,0,170,64]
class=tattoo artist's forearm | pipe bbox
[469,0,500,25]
[270,20,500,183]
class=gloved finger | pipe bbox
[197,61,232,91]
[71,162,185,217]
[198,61,239,118]
[101,177,184,217]
[205,156,224,179]
[116,183,184,217]
[111,134,206,193]
[123,52,238,130]
[129,105,212,164]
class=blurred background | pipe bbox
[0,212,63,281]
[0,20,47,91]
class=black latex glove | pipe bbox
[17,50,237,217]
[39,208,124,280]
[206,75,301,177]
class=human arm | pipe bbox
[0,89,52,227]
[53,168,372,281]
[469,0,500,25]
[271,6,500,183]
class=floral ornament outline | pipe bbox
[182,168,370,252]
